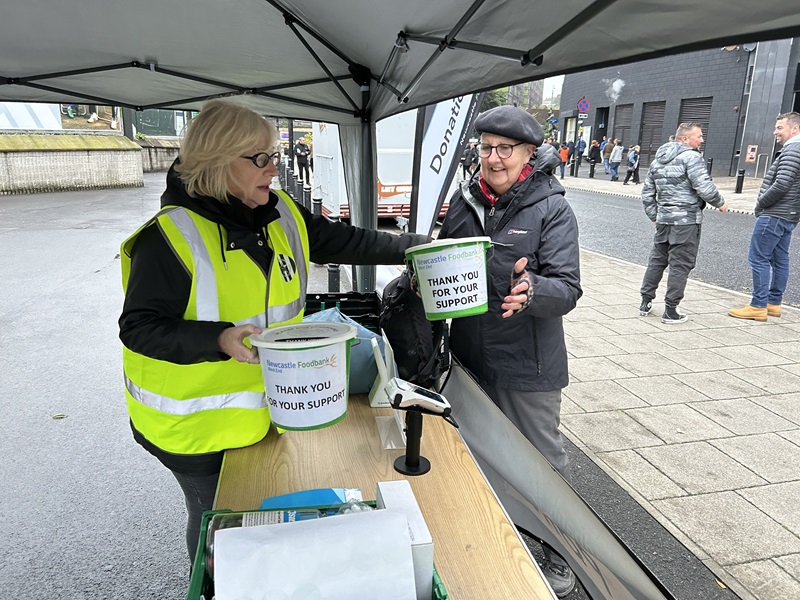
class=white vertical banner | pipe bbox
[410,93,484,236]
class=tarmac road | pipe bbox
[0,179,189,599]
[566,189,800,308]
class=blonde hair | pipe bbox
[675,122,702,141]
[174,99,276,201]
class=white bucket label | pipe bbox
[261,341,348,429]
[408,239,490,320]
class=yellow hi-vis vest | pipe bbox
[120,190,309,454]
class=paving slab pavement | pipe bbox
[563,249,800,600]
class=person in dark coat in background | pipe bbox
[623,144,641,185]
[602,136,614,174]
[294,136,311,183]
[574,136,587,171]
[439,105,582,598]
[588,139,601,169]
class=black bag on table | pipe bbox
[379,268,449,389]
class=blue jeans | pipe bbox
[748,215,797,307]
[603,158,610,173]
[609,162,620,178]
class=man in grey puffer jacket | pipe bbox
[639,123,729,323]
[730,111,800,321]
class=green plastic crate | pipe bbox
[187,507,449,599]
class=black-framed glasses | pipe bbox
[241,151,281,168]
[477,142,525,159]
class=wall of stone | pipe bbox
[0,133,144,195]
[136,137,181,172]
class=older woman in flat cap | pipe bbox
[439,105,582,597]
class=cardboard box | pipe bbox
[376,480,434,600]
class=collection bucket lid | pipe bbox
[405,236,492,256]
[250,323,356,349]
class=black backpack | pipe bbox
[379,268,449,389]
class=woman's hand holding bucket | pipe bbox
[502,257,533,318]
[218,324,263,364]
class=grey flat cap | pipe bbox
[475,105,544,146]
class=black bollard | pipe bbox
[569,159,575,177]
[706,158,714,175]
[312,193,322,217]
[735,169,745,194]
[589,161,596,179]
[327,264,340,292]
[292,174,300,200]
[302,185,311,211]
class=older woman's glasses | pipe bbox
[241,152,281,168]
[477,142,525,159]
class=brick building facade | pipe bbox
[560,40,800,178]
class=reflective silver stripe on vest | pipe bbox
[125,376,266,415]
[163,208,220,322]
[236,313,267,329]
[269,194,307,324]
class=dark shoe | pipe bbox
[623,182,629,185]
[639,298,652,316]
[542,559,577,597]
[662,306,688,324]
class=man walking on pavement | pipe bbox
[575,135,587,172]
[609,139,623,181]
[294,136,311,184]
[639,123,729,323]
[602,136,614,174]
[729,112,800,321]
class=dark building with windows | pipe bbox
[560,39,800,178]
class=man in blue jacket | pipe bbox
[729,112,800,321]
[575,135,587,172]
[439,105,582,597]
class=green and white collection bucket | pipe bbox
[404,236,492,321]
[250,323,357,430]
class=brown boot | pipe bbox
[767,304,782,317]
[728,305,768,322]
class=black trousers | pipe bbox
[640,223,701,308]
[623,166,640,184]
[296,161,310,183]
[171,469,220,562]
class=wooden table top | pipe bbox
[215,394,553,599]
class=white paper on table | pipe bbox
[214,509,418,600]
